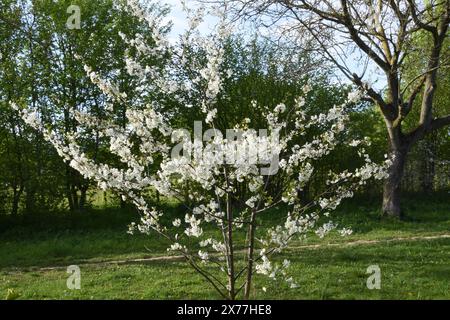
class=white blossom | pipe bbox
[339,228,353,236]
[172,218,182,227]
[11,3,391,298]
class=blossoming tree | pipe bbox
[12,0,391,299]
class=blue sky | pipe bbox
[163,0,218,42]
[161,0,386,91]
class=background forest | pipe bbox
[1,0,448,216]
[0,0,449,300]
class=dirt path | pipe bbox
[288,233,450,250]
[7,233,450,273]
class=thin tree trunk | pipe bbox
[71,186,79,211]
[25,184,36,214]
[79,185,88,211]
[11,185,23,216]
[226,193,236,300]
[65,163,75,211]
[120,198,127,209]
[244,208,257,300]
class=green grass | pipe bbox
[1,239,448,300]
[0,195,449,299]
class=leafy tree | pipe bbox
[225,0,450,217]
[0,0,169,213]
[14,3,390,299]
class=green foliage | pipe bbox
[0,0,448,216]
[0,0,169,214]
[400,18,450,193]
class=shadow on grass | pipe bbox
[0,192,448,270]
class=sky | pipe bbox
[162,0,219,43]
[161,0,386,91]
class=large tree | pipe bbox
[221,0,450,217]
[0,0,169,213]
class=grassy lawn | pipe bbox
[0,195,449,299]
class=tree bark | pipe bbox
[382,148,407,218]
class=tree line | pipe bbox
[0,0,449,216]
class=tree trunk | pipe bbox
[79,185,88,211]
[11,185,23,216]
[296,183,310,206]
[225,194,236,300]
[25,185,36,214]
[382,148,407,218]
[71,186,79,211]
[244,208,257,300]
[66,164,75,211]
